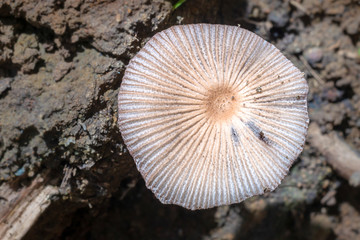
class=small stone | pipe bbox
[336,77,352,87]
[349,172,360,187]
[326,197,336,206]
[345,15,360,35]
[324,87,343,102]
[61,136,76,147]
[321,190,336,205]
[28,170,35,177]
[304,47,323,65]
[268,8,289,28]
[14,167,26,176]
[12,33,40,73]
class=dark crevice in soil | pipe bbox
[337,84,355,101]
[31,58,46,74]
[333,116,352,137]
[43,126,63,148]
[0,3,11,17]
[269,26,286,40]
[17,126,40,146]
[298,15,313,27]
[348,32,360,46]
[0,86,11,99]
[336,181,360,213]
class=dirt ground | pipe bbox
[0,0,360,239]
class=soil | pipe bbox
[0,0,360,239]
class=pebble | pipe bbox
[304,47,323,65]
[349,172,360,187]
[268,8,289,28]
[14,167,25,176]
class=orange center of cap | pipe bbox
[205,86,238,122]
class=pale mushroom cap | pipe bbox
[118,24,309,210]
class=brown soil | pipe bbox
[0,0,359,239]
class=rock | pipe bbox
[304,47,323,66]
[349,172,360,187]
[345,16,360,35]
[336,77,353,87]
[0,0,172,57]
[12,33,40,73]
[268,8,289,27]
[324,87,344,102]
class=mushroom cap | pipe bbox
[118,24,309,210]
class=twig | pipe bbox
[307,123,360,187]
[289,0,308,15]
[0,175,58,240]
[300,55,325,86]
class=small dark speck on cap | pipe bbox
[246,121,270,144]
[231,127,239,144]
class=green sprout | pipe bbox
[358,48,360,57]
[173,0,187,10]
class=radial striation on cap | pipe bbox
[118,24,309,210]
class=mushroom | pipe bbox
[118,24,309,210]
